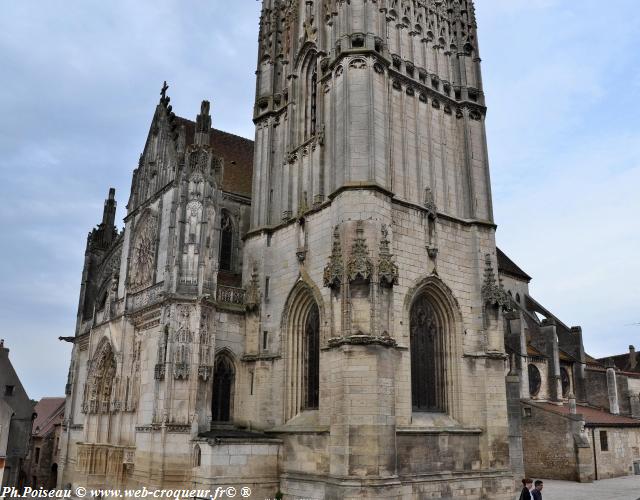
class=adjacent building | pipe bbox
[0,339,35,488]
[499,253,640,482]
[23,398,65,489]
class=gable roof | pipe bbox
[174,116,254,198]
[32,397,65,437]
[497,247,532,282]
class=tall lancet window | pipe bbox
[410,294,446,412]
[219,211,233,272]
[302,54,318,140]
[212,353,235,422]
[284,283,321,420]
[304,303,320,409]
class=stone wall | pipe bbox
[588,427,640,480]
[521,403,581,481]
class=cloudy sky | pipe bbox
[1,0,638,400]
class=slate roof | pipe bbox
[32,397,65,437]
[496,247,532,282]
[534,402,640,427]
[175,117,254,198]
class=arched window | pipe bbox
[304,303,320,409]
[410,294,446,412]
[219,212,233,272]
[516,293,521,304]
[84,340,117,414]
[212,353,235,422]
[284,283,321,420]
[301,53,318,141]
[193,445,201,467]
[528,364,541,397]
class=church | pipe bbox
[59,1,524,498]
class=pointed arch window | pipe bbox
[302,54,318,141]
[304,303,320,409]
[410,294,446,412]
[284,284,321,420]
[219,211,234,272]
[84,341,117,414]
[212,353,235,422]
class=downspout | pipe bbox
[591,428,598,481]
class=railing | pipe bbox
[216,285,246,305]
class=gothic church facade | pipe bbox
[60,1,517,498]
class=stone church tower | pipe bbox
[59,0,516,498]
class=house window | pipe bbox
[528,364,542,397]
[219,212,234,272]
[600,431,609,452]
[34,447,41,464]
[410,295,446,412]
[4,385,14,396]
[263,331,269,351]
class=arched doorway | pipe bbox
[211,354,235,422]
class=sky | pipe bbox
[0,0,638,400]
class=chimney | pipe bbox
[629,345,637,370]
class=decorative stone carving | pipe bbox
[173,306,192,380]
[377,225,399,287]
[481,254,511,311]
[245,267,261,312]
[129,211,158,291]
[347,221,373,283]
[323,225,344,289]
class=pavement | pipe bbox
[519,476,640,500]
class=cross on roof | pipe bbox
[161,81,169,99]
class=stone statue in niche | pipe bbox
[129,212,158,290]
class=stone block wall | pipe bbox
[521,403,581,481]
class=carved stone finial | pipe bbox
[481,254,511,311]
[160,81,170,107]
[347,221,373,283]
[245,267,261,313]
[196,100,212,135]
[323,225,344,289]
[378,225,399,287]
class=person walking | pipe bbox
[532,480,543,500]
[518,478,534,500]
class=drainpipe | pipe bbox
[591,428,598,481]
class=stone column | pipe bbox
[605,359,620,415]
[505,359,524,477]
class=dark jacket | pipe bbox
[532,489,542,500]
[519,488,532,500]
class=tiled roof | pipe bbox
[32,397,65,437]
[497,247,532,282]
[597,352,640,373]
[534,402,640,427]
[175,117,254,198]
